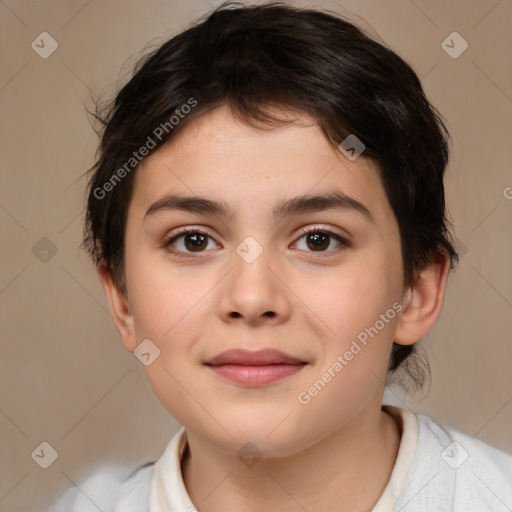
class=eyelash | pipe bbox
[161,225,350,259]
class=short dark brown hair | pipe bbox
[81,1,459,389]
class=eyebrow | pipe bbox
[143,191,374,224]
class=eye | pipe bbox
[292,227,349,255]
[162,225,350,258]
[162,228,219,257]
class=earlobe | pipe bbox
[393,252,451,346]
[97,262,138,352]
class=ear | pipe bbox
[394,251,451,346]
[97,262,138,353]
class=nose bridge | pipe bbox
[232,234,277,299]
[217,234,290,324]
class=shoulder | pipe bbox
[47,461,154,512]
[396,411,512,512]
[418,413,512,482]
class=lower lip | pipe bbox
[206,363,306,386]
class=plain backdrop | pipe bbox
[1,0,511,510]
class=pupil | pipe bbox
[185,233,207,251]
[308,232,328,251]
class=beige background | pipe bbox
[1,0,511,510]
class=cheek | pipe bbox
[294,272,400,430]
[302,255,400,336]
[126,261,215,424]
[126,251,209,339]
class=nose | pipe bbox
[216,245,292,327]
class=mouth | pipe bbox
[204,348,307,387]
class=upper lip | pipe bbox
[204,348,306,366]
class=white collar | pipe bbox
[149,425,193,511]
[149,405,419,511]
[371,405,419,511]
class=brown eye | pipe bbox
[163,229,218,256]
[182,232,208,252]
[305,232,330,251]
[293,229,349,254]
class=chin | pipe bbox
[212,415,307,458]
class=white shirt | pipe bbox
[47,405,512,511]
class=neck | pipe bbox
[181,405,401,512]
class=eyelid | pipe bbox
[167,225,215,238]
[294,224,349,241]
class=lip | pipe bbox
[205,348,305,366]
[204,348,307,387]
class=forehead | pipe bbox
[129,106,390,225]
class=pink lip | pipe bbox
[204,349,307,387]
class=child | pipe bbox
[49,2,512,511]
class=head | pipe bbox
[82,2,458,453]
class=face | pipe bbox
[120,105,407,457]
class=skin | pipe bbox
[99,105,450,511]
